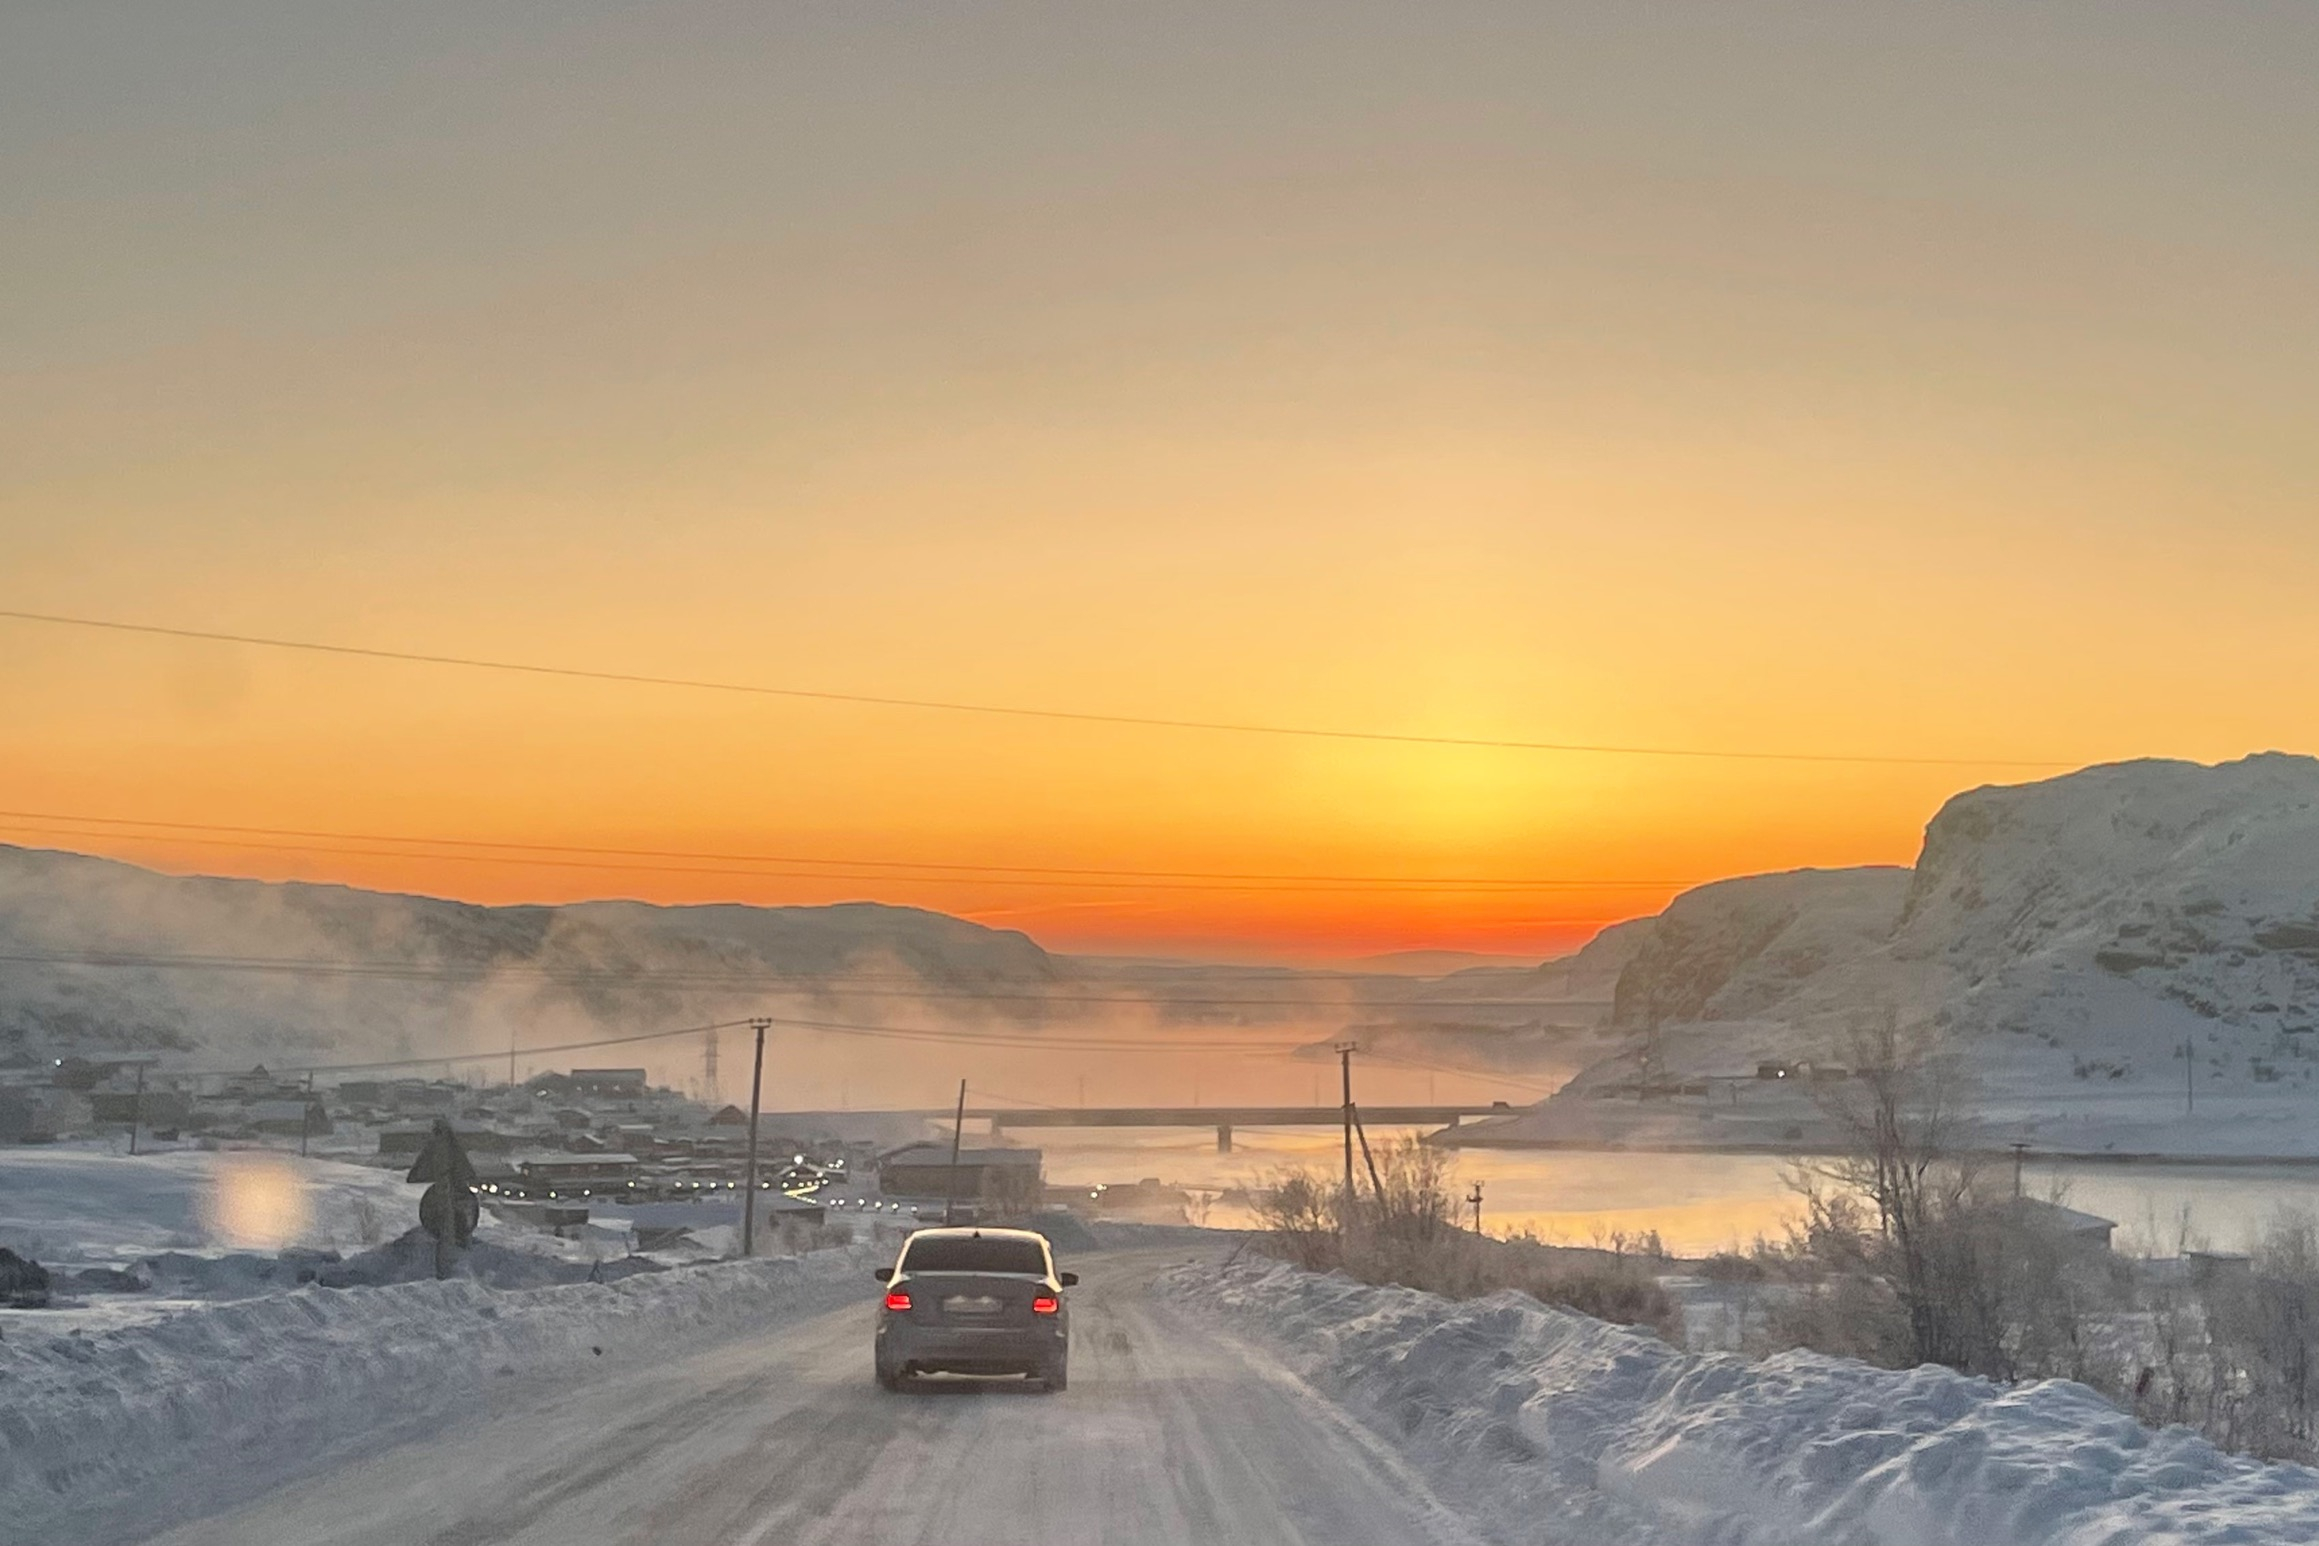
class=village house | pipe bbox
[878,1142,1043,1203]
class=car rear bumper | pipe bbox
[879,1319,1067,1374]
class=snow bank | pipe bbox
[1163,1257,2319,1546]
[0,1244,879,1546]
[0,1147,417,1271]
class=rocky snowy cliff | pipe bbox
[1494,754,2319,1150]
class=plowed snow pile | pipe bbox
[0,1245,878,1546]
[1163,1257,2319,1545]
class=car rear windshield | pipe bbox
[900,1236,1047,1275]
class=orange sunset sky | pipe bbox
[5,3,2316,960]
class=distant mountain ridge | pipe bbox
[0,846,1066,1067]
[0,846,1610,1080]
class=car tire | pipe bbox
[875,1357,903,1393]
[1041,1359,1067,1393]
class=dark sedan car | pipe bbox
[873,1227,1078,1392]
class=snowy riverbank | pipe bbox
[0,1244,880,1546]
[1161,1256,2319,1545]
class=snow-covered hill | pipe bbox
[1607,867,1916,1034]
[0,845,1067,1071]
[1899,753,2319,1061]
[1482,754,2319,1153]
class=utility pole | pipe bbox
[1353,1107,1385,1206]
[1336,1042,1357,1234]
[943,1079,968,1227]
[128,1060,146,1155]
[300,1070,315,1159]
[2185,1035,2195,1116]
[507,1030,516,1094]
[1468,1180,1484,1237]
[2009,1141,2029,1199]
[738,1018,769,1259]
[703,1028,720,1105]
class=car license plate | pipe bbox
[944,1294,1002,1315]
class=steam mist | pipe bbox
[0,845,1623,1110]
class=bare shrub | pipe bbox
[1254,1169,1346,1272]
[1697,1251,1767,1284]
[2194,1210,2319,1462]
[1763,1016,2124,1386]
[1539,1261,1684,1332]
[1253,1139,1682,1341]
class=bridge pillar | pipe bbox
[1216,1123,1233,1154]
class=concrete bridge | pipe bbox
[766,1103,1517,1152]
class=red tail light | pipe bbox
[884,1290,912,1312]
[1031,1294,1060,1316]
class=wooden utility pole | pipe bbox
[2009,1141,2029,1199]
[943,1079,968,1227]
[1336,1043,1357,1233]
[300,1070,315,1158]
[1353,1107,1385,1207]
[1468,1180,1484,1236]
[2185,1035,2195,1116]
[128,1060,146,1155]
[738,1018,769,1259]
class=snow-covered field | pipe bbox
[0,1242,881,1546]
[0,1143,896,1541]
[1,1145,417,1270]
[0,1145,665,1332]
[1162,1256,2319,1545]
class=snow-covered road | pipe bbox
[133,1250,1483,1546]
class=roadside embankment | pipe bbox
[1161,1255,2319,1546]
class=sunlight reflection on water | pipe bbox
[1035,1129,2319,1256]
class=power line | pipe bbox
[1346,1047,1563,1095]
[176,1018,757,1077]
[0,814,1687,895]
[761,1014,1287,1053]
[0,607,2076,768]
[0,808,1689,889]
[167,1011,1303,1077]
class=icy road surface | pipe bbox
[137,1250,1483,1546]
